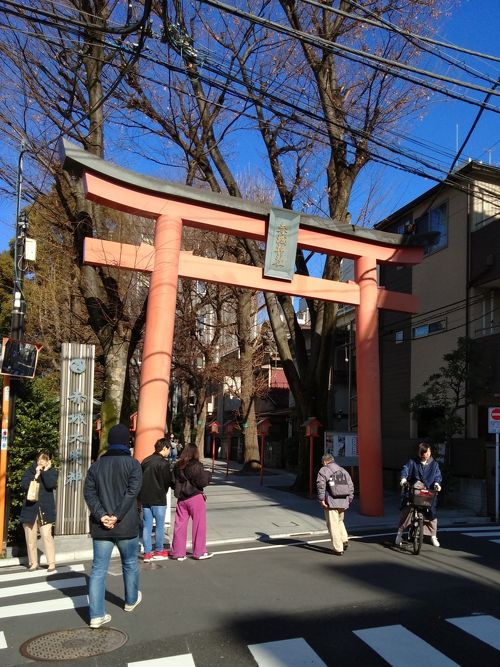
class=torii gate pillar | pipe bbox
[134,214,182,461]
[355,255,383,515]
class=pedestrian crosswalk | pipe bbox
[124,616,500,666]
[0,564,87,621]
[442,525,500,544]
[1,564,499,665]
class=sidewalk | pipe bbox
[0,460,489,569]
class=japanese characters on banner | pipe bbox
[55,343,95,535]
[324,431,358,466]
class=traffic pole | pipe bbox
[496,431,499,523]
[0,146,27,556]
[0,377,10,555]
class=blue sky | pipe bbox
[0,0,498,250]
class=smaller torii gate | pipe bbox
[60,139,423,516]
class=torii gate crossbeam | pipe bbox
[60,139,423,516]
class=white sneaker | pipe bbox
[431,536,440,547]
[193,552,214,560]
[395,531,403,547]
[124,590,142,612]
[90,613,111,629]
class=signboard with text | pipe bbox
[55,342,95,536]
[324,431,358,466]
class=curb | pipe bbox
[1,516,490,569]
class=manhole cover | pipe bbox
[20,627,128,661]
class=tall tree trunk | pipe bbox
[238,288,260,470]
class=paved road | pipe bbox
[1,525,500,666]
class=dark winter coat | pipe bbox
[19,463,58,526]
[174,460,211,501]
[84,448,142,540]
[400,456,442,517]
[316,461,354,510]
[138,452,173,506]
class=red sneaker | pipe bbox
[152,549,169,560]
[143,552,154,563]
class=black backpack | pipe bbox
[327,469,351,498]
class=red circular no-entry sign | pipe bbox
[491,408,500,420]
[488,407,500,434]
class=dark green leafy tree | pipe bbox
[409,337,490,442]
[6,378,60,544]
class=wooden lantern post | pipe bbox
[210,420,219,473]
[303,417,321,498]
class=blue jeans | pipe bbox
[142,505,166,553]
[88,536,139,620]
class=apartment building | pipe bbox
[376,161,500,513]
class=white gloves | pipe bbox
[434,483,442,492]
[400,478,407,487]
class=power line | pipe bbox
[344,0,500,65]
[300,0,500,88]
[0,2,499,219]
[0,0,153,36]
[197,0,500,110]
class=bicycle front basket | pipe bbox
[410,487,435,507]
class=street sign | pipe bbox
[488,407,500,434]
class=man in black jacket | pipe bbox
[138,437,173,562]
[84,424,143,629]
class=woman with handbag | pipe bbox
[170,443,212,561]
[19,450,58,572]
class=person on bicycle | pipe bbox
[395,441,442,547]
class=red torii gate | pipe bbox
[60,139,423,516]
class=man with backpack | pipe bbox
[316,452,354,556]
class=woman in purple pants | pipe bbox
[170,444,213,561]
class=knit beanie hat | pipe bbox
[108,423,130,446]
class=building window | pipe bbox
[414,202,448,255]
[412,319,446,339]
[473,183,500,230]
[395,330,404,344]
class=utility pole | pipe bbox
[0,145,27,555]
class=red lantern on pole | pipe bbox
[210,421,219,473]
[257,418,271,485]
[302,417,321,498]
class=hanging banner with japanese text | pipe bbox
[55,342,95,535]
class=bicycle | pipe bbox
[403,484,437,555]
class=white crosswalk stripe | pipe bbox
[0,594,89,620]
[128,656,196,666]
[0,564,84,582]
[354,624,459,666]
[447,615,500,651]
[248,638,327,666]
[0,631,6,650]
[1,577,86,598]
